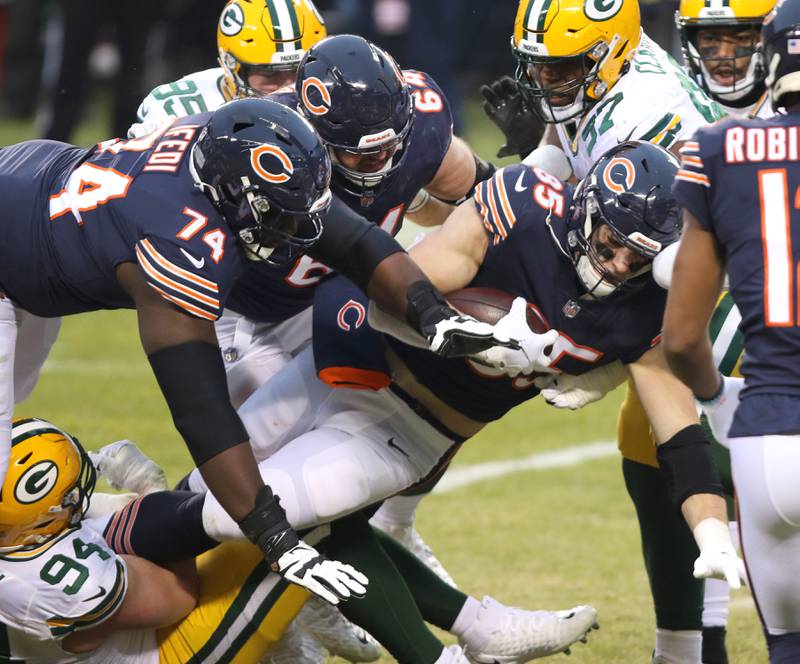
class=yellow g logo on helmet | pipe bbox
[0,418,96,551]
[585,0,626,22]
[218,0,327,99]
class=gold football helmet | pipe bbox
[676,0,776,105]
[511,0,641,123]
[217,0,327,99]
[0,418,96,550]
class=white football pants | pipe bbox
[730,434,800,634]
[199,347,458,539]
[214,307,312,408]
[0,297,61,489]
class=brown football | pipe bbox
[446,287,549,333]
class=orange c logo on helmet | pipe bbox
[602,157,636,194]
[250,145,294,184]
[301,77,332,116]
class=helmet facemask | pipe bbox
[514,40,614,123]
[680,21,763,102]
[569,185,655,299]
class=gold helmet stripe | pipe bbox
[265,0,302,53]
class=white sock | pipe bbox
[370,494,425,528]
[449,596,482,638]
[702,577,730,628]
[654,628,702,663]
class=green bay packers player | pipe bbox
[677,0,776,119]
[473,2,740,663]
[0,417,317,664]
[129,0,327,137]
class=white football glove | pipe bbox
[533,361,628,409]
[472,298,559,376]
[428,314,520,358]
[274,541,368,606]
[89,440,168,495]
[696,375,744,449]
[692,517,747,590]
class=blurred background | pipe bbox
[0,0,680,147]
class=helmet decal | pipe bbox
[301,76,332,115]
[14,461,59,505]
[250,144,294,183]
[602,157,636,193]
[219,2,245,37]
[585,0,625,22]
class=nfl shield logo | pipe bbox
[562,300,581,318]
[789,38,800,54]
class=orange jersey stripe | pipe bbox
[675,169,710,187]
[494,174,517,232]
[139,238,218,293]
[147,282,218,320]
[136,246,220,310]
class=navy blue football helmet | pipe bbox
[567,140,682,298]
[192,97,331,263]
[761,0,800,111]
[295,34,414,198]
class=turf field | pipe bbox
[2,101,768,662]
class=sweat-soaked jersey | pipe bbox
[0,115,242,321]
[674,113,800,437]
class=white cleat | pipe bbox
[435,644,473,663]
[296,596,381,662]
[372,521,458,588]
[89,440,169,495]
[263,620,325,664]
[459,597,599,663]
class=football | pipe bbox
[446,287,548,333]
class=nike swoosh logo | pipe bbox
[387,437,409,457]
[180,248,205,269]
[514,171,527,193]
[84,586,106,602]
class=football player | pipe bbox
[472,2,745,661]
[665,5,800,661]
[193,141,743,661]
[0,97,514,611]
[133,22,493,593]
[0,417,325,663]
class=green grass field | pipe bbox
[3,100,768,662]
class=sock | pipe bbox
[449,596,482,638]
[654,628,702,664]
[766,631,800,664]
[375,526,470,630]
[701,626,728,664]
[702,577,730,628]
[623,459,704,630]
[323,511,444,664]
[371,493,425,528]
[104,490,217,563]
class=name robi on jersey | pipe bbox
[725,124,800,163]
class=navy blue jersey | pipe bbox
[224,70,453,323]
[674,114,800,436]
[315,164,666,422]
[0,116,242,320]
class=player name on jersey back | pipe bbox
[725,124,800,163]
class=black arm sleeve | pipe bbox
[148,341,248,467]
[307,195,404,291]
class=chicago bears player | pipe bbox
[0,97,514,611]
[665,4,800,662]
[190,142,742,661]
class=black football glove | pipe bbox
[480,75,545,160]
[238,486,368,605]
